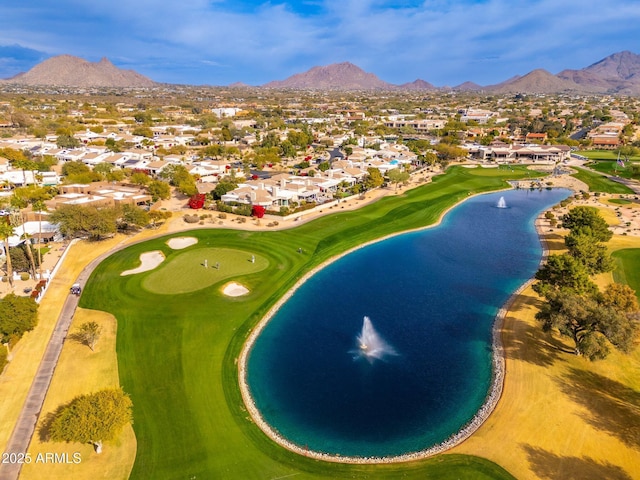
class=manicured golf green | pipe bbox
[612,248,640,301]
[570,167,634,194]
[79,167,537,479]
[141,248,268,295]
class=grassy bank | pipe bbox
[570,167,634,194]
[77,166,531,479]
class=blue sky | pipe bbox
[1,1,640,87]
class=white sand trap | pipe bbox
[222,282,249,297]
[167,237,198,249]
[121,251,165,276]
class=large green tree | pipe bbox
[387,168,410,191]
[0,293,38,344]
[535,289,637,360]
[561,206,613,242]
[50,205,118,241]
[147,180,171,201]
[565,232,614,274]
[46,388,133,453]
[364,167,384,189]
[533,254,597,296]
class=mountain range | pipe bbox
[3,51,640,94]
[0,55,155,88]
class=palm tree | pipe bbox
[0,221,15,287]
[21,232,37,279]
[33,200,47,279]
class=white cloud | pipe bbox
[1,0,640,84]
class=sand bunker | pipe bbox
[222,282,249,297]
[121,251,165,276]
[167,237,198,249]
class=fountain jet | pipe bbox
[351,316,397,364]
[497,196,507,208]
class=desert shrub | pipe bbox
[183,214,200,224]
[20,273,29,281]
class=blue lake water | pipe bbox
[247,188,570,458]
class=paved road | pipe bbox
[0,251,108,480]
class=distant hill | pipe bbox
[259,51,640,94]
[557,50,640,94]
[398,79,437,91]
[488,69,587,94]
[453,81,483,91]
[263,62,394,90]
[1,54,156,88]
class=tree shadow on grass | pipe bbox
[556,367,640,449]
[502,317,571,367]
[523,444,633,480]
[540,232,567,253]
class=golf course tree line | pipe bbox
[0,293,39,371]
[41,388,133,454]
[50,203,172,241]
[533,206,639,360]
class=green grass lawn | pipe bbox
[570,167,634,194]
[79,166,540,479]
[141,248,268,294]
[612,248,640,300]
[574,150,640,181]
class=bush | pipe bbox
[19,273,29,281]
[218,213,227,219]
[183,214,200,224]
[215,201,233,213]
[233,204,252,217]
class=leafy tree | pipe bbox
[387,169,410,191]
[105,138,122,153]
[148,210,172,227]
[56,134,80,149]
[0,293,38,343]
[147,180,171,201]
[45,388,133,454]
[50,205,118,241]
[73,321,102,351]
[364,167,384,190]
[318,161,330,172]
[598,283,640,313]
[62,161,91,177]
[561,206,612,243]
[533,254,597,296]
[117,204,149,231]
[213,180,238,200]
[132,126,154,138]
[130,172,150,186]
[434,143,467,165]
[535,290,632,360]
[279,140,296,159]
[565,232,614,275]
